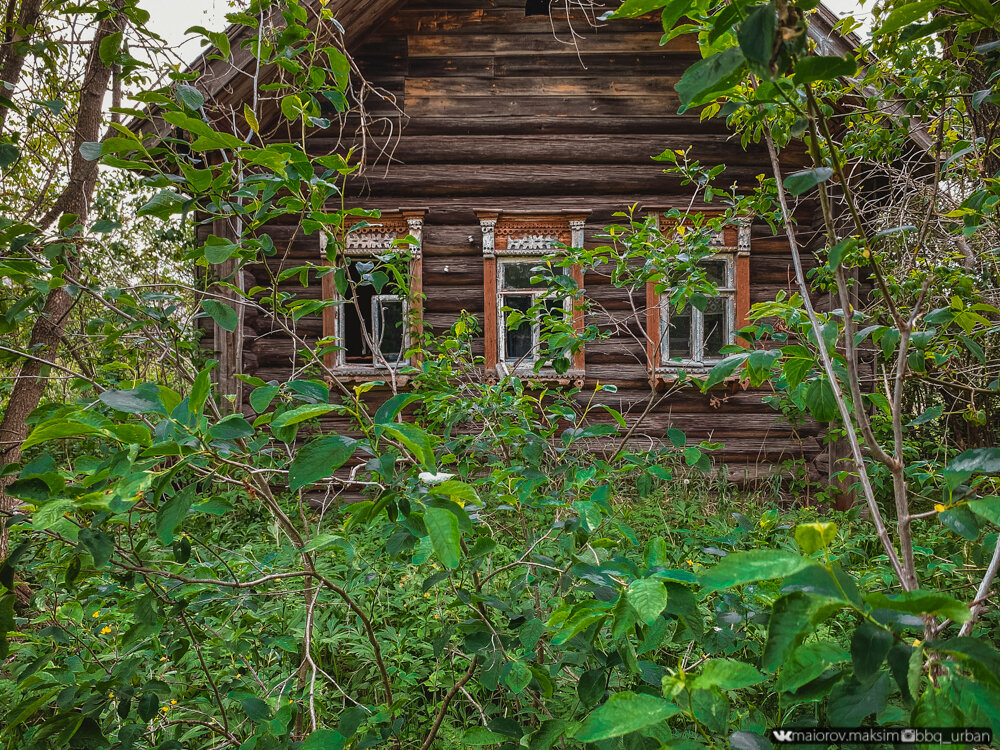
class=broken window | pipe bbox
[338,259,408,367]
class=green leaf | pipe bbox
[175,84,204,111]
[136,190,187,219]
[463,727,510,746]
[874,0,937,35]
[851,622,892,681]
[201,300,238,332]
[693,659,766,690]
[778,641,849,693]
[738,4,777,68]
[967,497,1000,526]
[575,691,680,742]
[794,522,837,554]
[793,54,858,84]
[827,673,889,726]
[666,427,686,447]
[626,578,668,625]
[804,379,838,422]
[271,404,335,428]
[0,142,20,170]
[424,506,461,569]
[699,549,812,593]
[381,423,436,470]
[939,507,980,540]
[374,393,421,428]
[926,637,1000,688]
[157,486,195,545]
[730,731,773,750]
[702,353,748,389]
[528,720,567,750]
[32,500,74,531]
[79,141,103,161]
[79,528,114,568]
[100,383,164,414]
[505,660,532,694]
[908,405,943,426]
[300,729,346,750]
[428,479,479,506]
[675,47,746,113]
[202,235,238,264]
[762,592,816,671]
[189,363,215,417]
[866,591,970,623]
[22,421,103,450]
[783,167,834,197]
[0,594,15,661]
[99,31,123,66]
[288,435,356,491]
[137,693,159,722]
[208,415,254,441]
[241,697,272,722]
[947,447,1000,478]
[605,0,670,19]
[250,384,279,413]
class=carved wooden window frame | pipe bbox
[320,209,425,377]
[478,210,588,380]
[644,210,752,379]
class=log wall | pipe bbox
[228,0,831,479]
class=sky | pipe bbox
[142,0,871,56]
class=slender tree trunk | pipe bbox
[0,12,122,560]
[0,0,43,133]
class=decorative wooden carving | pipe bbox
[476,210,590,376]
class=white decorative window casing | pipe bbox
[320,210,425,374]
[644,210,752,377]
[478,210,589,378]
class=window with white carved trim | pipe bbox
[644,210,752,376]
[478,211,588,378]
[320,210,425,375]
[659,252,736,366]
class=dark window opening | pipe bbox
[341,261,406,366]
[525,0,550,16]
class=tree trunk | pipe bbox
[0,11,122,560]
[0,0,43,133]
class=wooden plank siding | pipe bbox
[233,1,831,482]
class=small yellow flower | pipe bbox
[159,657,167,662]
[100,626,112,635]
[934,503,946,513]
[433,615,439,619]
[686,559,695,566]
[161,706,169,714]
[170,700,177,705]
[236,673,242,679]
[92,612,100,618]
[862,248,871,259]
[423,593,430,598]
[109,691,115,699]
[912,639,921,647]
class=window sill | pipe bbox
[489,365,586,388]
[652,368,743,390]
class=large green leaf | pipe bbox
[0,594,15,661]
[175,83,204,111]
[738,4,777,69]
[939,507,981,540]
[827,673,889,726]
[201,300,238,332]
[851,622,892,681]
[676,47,746,112]
[574,692,680,742]
[271,404,335,428]
[701,353,748,390]
[762,591,816,671]
[505,660,532,694]
[693,659,766,690]
[605,0,670,18]
[699,549,812,593]
[99,383,165,414]
[967,496,1000,526]
[794,521,837,554]
[22,421,104,450]
[793,54,858,84]
[427,479,479,506]
[157,486,195,545]
[804,378,838,422]
[79,528,114,568]
[31,500,74,531]
[627,578,668,625]
[866,591,970,623]
[424,506,461,569]
[381,423,436,470]
[136,190,187,219]
[288,435,356,491]
[300,730,346,750]
[783,167,834,197]
[778,641,848,693]
[926,637,1000,688]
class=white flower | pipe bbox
[418,471,454,485]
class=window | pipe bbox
[479,211,588,378]
[320,210,425,375]
[645,210,751,377]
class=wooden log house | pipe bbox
[184,0,871,484]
